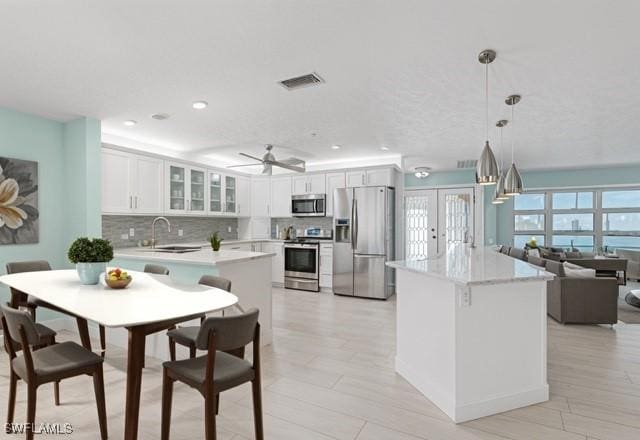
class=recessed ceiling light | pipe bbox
[123,120,137,127]
[380,146,390,151]
[192,101,208,110]
[331,145,341,150]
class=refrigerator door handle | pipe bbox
[353,199,358,250]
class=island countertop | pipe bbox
[386,245,553,286]
[114,246,275,267]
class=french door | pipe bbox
[404,187,475,258]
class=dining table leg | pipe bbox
[124,327,146,440]
[75,317,92,351]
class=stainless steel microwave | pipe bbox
[291,194,326,217]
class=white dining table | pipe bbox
[0,269,238,440]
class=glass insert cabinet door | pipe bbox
[169,165,185,211]
[190,169,206,212]
[225,176,236,213]
[209,172,222,213]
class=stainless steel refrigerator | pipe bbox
[333,186,395,299]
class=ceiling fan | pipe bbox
[227,144,306,175]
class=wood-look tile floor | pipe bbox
[2,285,640,439]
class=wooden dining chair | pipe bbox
[167,275,231,361]
[161,308,263,440]
[1,304,108,440]
[5,261,53,321]
[1,304,61,406]
[98,263,171,359]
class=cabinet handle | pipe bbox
[129,196,132,209]
[135,196,138,209]
[362,174,365,185]
[188,200,190,211]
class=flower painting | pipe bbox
[0,157,39,244]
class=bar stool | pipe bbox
[1,304,108,440]
[161,308,263,440]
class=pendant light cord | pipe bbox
[485,59,489,142]
[510,103,515,164]
[500,125,504,169]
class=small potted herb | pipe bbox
[68,237,114,284]
[208,232,223,252]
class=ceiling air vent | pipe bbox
[457,159,478,169]
[279,72,324,90]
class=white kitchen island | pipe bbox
[111,246,274,359]
[387,245,553,423]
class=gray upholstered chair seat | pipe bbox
[12,341,102,379]
[34,323,57,340]
[163,351,254,392]
[167,326,200,347]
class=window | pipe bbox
[514,214,545,232]
[602,190,640,208]
[512,187,640,251]
[552,192,593,209]
[552,213,594,232]
[514,235,545,249]
[552,235,594,251]
[514,193,545,210]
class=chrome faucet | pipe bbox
[151,216,171,249]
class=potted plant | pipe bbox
[208,231,223,252]
[68,237,114,285]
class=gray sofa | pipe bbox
[526,255,619,324]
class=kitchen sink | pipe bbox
[139,245,202,253]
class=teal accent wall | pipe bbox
[495,165,640,245]
[0,107,101,321]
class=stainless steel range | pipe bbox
[284,228,332,292]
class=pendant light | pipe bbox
[492,119,509,204]
[504,94,523,196]
[475,49,500,185]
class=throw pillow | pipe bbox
[564,266,596,278]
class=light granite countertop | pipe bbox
[114,246,275,267]
[386,245,553,286]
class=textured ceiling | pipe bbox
[1,0,639,172]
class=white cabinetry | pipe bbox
[236,176,251,217]
[319,243,333,288]
[102,149,164,214]
[251,178,271,217]
[270,177,292,218]
[165,162,207,215]
[346,168,394,187]
[325,172,346,217]
[292,174,326,195]
[208,172,238,215]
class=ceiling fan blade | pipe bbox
[270,160,306,173]
[226,163,262,168]
[239,152,264,162]
[278,157,305,166]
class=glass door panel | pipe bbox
[404,190,438,258]
[437,188,474,251]
[190,169,205,212]
[209,173,222,213]
[225,176,236,213]
[169,165,185,211]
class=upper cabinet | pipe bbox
[102,149,164,214]
[346,168,394,187]
[271,176,292,218]
[165,162,207,214]
[325,172,346,217]
[236,176,251,217]
[292,174,326,195]
[208,172,238,215]
[251,177,271,217]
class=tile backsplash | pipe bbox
[102,215,238,248]
[271,217,333,238]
